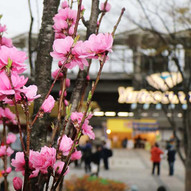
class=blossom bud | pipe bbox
[13,177,22,191]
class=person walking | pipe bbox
[82,140,92,173]
[151,143,164,175]
[167,145,176,176]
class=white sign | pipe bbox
[118,87,189,104]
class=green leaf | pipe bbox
[87,91,92,102]
[51,123,55,130]
[73,35,80,45]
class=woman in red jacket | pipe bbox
[151,143,164,175]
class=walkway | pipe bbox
[67,149,185,191]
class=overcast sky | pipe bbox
[0,0,189,38]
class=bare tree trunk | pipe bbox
[31,0,60,151]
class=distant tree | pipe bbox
[128,1,191,190]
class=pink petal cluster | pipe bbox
[0,107,16,124]
[53,8,77,39]
[71,150,82,161]
[61,1,69,9]
[58,135,73,156]
[6,133,17,144]
[100,2,111,12]
[0,46,27,73]
[0,37,13,48]
[52,68,64,80]
[13,177,23,191]
[11,152,25,173]
[41,95,55,113]
[30,146,56,174]
[0,145,14,157]
[0,71,28,100]
[51,36,88,70]
[0,24,6,33]
[71,112,95,139]
[79,33,113,60]
[1,167,12,175]
[53,161,69,175]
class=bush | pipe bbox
[64,175,127,191]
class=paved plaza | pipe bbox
[67,149,185,191]
[5,148,184,191]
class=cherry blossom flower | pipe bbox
[0,24,6,33]
[0,37,13,48]
[30,146,56,174]
[11,152,25,173]
[6,133,16,144]
[71,150,82,160]
[53,161,69,175]
[0,146,14,157]
[2,167,12,175]
[100,2,111,12]
[61,1,69,9]
[58,135,73,156]
[82,123,95,140]
[0,46,27,73]
[52,68,64,80]
[0,107,16,124]
[78,33,113,60]
[0,71,28,100]
[71,112,95,139]
[41,95,55,113]
[13,177,23,191]
[51,37,88,70]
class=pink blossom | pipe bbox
[11,151,40,176]
[0,107,16,124]
[0,24,6,33]
[51,37,88,70]
[18,85,41,102]
[71,112,95,139]
[86,75,90,81]
[13,177,22,191]
[65,78,70,87]
[71,150,82,160]
[11,152,25,173]
[41,95,55,113]
[0,71,28,100]
[78,33,113,60]
[64,99,68,106]
[61,1,69,9]
[0,146,14,157]
[2,167,12,175]
[53,161,69,175]
[54,8,77,27]
[58,135,73,156]
[100,2,111,12]
[30,146,56,174]
[0,46,27,73]
[6,133,16,144]
[82,124,95,140]
[52,68,63,80]
[0,37,13,48]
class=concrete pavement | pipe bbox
[67,149,185,191]
[5,148,185,191]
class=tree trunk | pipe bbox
[66,0,99,135]
[31,0,60,151]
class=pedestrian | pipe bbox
[91,145,102,177]
[151,143,164,175]
[82,140,92,173]
[101,141,113,170]
[167,145,176,176]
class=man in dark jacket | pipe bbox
[167,145,176,176]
